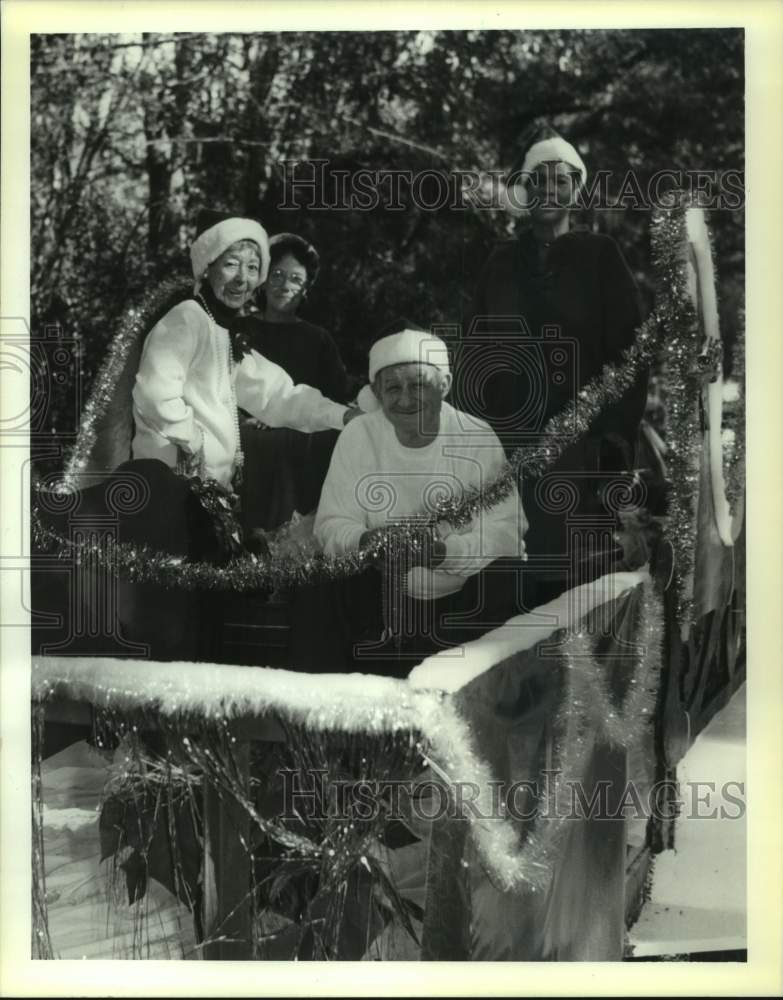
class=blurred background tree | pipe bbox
[31,28,744,436]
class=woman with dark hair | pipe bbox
[235,232,350,402]
[132,218,351,488]
[458,124,648,607]
[233,233,355,533]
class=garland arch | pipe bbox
[32,191,741,623]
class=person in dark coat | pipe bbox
[235,233,350,401]
[233,234,355,532]
[456,125,648,606]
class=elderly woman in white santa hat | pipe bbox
[132,210,356,492]
[99,211,357,661]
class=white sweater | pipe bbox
[131,299,347,487]
[315,403,527,599]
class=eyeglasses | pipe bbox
[268,267,307,290]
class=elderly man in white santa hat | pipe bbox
[289,321,528,677]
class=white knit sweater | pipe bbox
[131,300,347,487]
[314,403,527,599]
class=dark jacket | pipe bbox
[459,228,646,464]
[458,227,648,582]
[231,314,351,533]
[233,315,351,404]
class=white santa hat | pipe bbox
[502,128,587,217]
[357,329,451,412]
[520,137,587,185]
[190,210,270,291]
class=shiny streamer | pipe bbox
[32,193,726,621]
[724,315,746,518]
[471,576,663,892]
[31,287,661,593]
[58,277,191,494]
[654,195,712,624]
[581,581,664,747]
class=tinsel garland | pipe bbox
[471,576,663,892]
[31,193,726,625]
[723,312,746,518]
[29,191,738,954]
[30,313,661,592]
[579,582,663,748]
[32,577,660,899]
[652,195,712,624]
[252,718,427,957]
[183,475,244,557]
[57,277,191,494]
[97,731,200,958]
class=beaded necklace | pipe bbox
[197,293,244,486]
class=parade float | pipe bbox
[29,192,745,961]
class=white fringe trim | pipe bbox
[409,570,648,693]
[42,806,98,832]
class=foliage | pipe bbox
[31,29,745,435]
